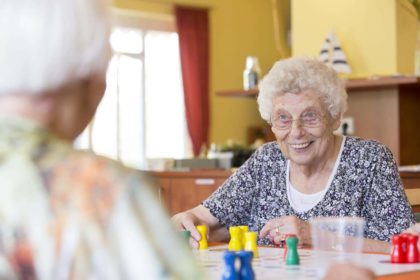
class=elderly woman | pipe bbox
[0,0,201,279]
[172,57,415,252]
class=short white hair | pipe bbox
[257,57,348,122]
[0,0,111,95]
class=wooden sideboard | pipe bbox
[152,169,420,215]
[400,171,420,213]
[152,170,232,215]
[345,77,420,165]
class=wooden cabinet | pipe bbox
[345,77,420,165]
[152,170,231,215]
[152,169,420,215]
[401,172,420,213]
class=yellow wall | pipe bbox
[113,0,290,146]
[397,0,418,74]
[292,0,417,78]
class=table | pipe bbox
[194,244,420,280]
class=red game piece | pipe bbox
[391,235,406,263]
[400,233,411,252]
[406,234,419,263]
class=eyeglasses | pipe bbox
[270,111,325,130]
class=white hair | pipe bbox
[0,0,111,95]
[257,57,348,122]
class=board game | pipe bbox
[193,244,420,279]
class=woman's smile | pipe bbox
[289,141,313,150]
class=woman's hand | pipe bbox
[259,216,311,247]
[171,211,204,249]
[403,223,420,235]
[171,205,226,248]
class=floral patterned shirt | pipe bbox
[203,137,415,245]
[0,117,201,280]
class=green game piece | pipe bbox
[285,236,300,265]
[180,230,191,242]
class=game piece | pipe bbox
[180,230,191,243]
[222,251,239,280]
[238,251,254,280]
[285,236,300,265]
[239,225,249,248]
[244,231,259,258]
[282,233,294,261]
[229,226,242,251]
[391,234,406,263]
[406,234,419,263]
[400,233,410,251]
[196,225,208,250]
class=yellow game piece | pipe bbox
[196,225,208,250]
[228,226,242,251]
[244,231,259,258]
[238,225,249,248]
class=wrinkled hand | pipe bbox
[259,216,311,247]
[323,263,375,280]
[403,223,420,236]
[171,212,205,249]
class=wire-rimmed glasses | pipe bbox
[270,110,325,130]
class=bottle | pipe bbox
[207,143,218,159]
[198,143,207,159]
[243,56,262,90]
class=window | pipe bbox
[76,13,192,169]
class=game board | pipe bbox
[193,244,420,279]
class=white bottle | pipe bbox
[243,56,262,90]
[207,143,218,159]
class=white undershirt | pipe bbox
[286,136,346,213]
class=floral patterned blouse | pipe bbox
[203,137,415,245]
[0,117,201,280]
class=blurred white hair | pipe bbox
[0,0,111,95]
[257,57,348,122]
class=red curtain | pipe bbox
[175,6,209,157]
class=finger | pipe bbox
[259,223,273,238]
[171,215,184,231]
[189,237,199,249]
[182,220,201,241]
[273,234,285,245]
[260,219,284,238]
[269,228,277,239]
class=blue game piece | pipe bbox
[222,251,239,280]
[237,250,254,280]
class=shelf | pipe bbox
[216,76,420,98]
[216,88,258,98]
[346,76,420,90]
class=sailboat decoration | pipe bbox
[319,31,352,74]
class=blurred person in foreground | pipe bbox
[172,57,415,253]
[323,263,375,280]
[0,0,202,279]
